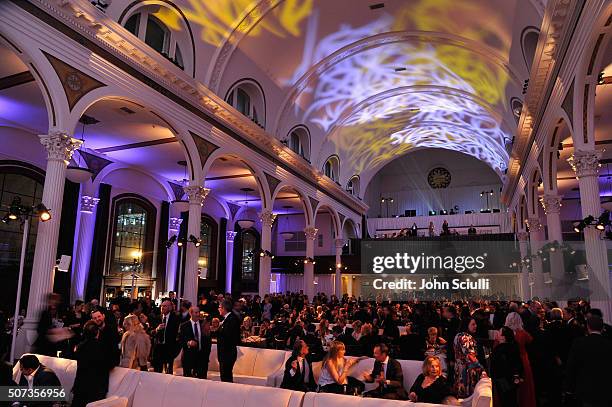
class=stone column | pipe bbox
[517,232,531,300]
[225,231,237,294]
[70,195,99,303]
[347,275,353,297]
[258,210,275,297]
[165,217,183,292]
[568,150,611,321]
[334,238,344,298]
[23,132,81,343]
[303,226,318,300]
[527,218,548,298]
[540,195,565,299]
[182,185,209,305]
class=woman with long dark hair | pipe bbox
[452,317,484,398]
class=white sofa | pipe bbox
[12,354,142,406]
[174,344,291,387]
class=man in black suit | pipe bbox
[362,343,407,400]
[178,306,211,379]
[152,300,180,374]
[217,299,241,382]
[564,315,612,407]
[91,307,120,367]
[280,340,315,392]
[18,354,61,387]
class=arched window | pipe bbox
[288,126,310,160]
[197,215,217,281]
[0,163,44,312]
[521,27,540,72]
[241,230,256,282]
[122,7,188,70]
[107,196,156,299]
[346,175,360,196]
[225,80,266,128]
[323,155,340,182]
[511,98,523,124]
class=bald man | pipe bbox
[152,300,180,374]
[178,306,211,378]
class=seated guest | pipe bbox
[280,340,316,392]
[178,306,212,379]
[468,224,477,235]
[409,356,453,404]
[362,343,408,400]
[240,315,255,340]
[210,317,221,341]
[351,320,363,342]
[424,327,447,372]
[357,323,379,357]
[119,314,151,370]
[318,341,364,394]
[72,321,115,407]
[397,324,423,360]
[303,323,324,361]
[17,354,61,388]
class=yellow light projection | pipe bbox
[154,0,313,46]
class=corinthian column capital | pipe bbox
[567,150,601,178]
[183,185,209,205]
[526,218,543,232]
[80,195,99,213]
[334,238,346,249]
[258,209,276,227]
[304,226,318,240]
[39,131,82,164]
[540,195,562,214]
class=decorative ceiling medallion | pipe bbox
[43,51,105,110]
[427,167,451,189]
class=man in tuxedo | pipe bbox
[564,315,612,407]
[178,306,211,379]
[217,299,241,382]
[363,343,407,400]
[152,300,180,374]
[18,355,61,387]
[280,340,315,392]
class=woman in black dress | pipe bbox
[490,326,523,407]
[72,320,115,407]
[409,356,453,404]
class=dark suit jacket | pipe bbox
[564,333,612,405]
[280,355,315,392]
[366,358,407,398]
[153,312,180,357]
[217,312,241,358]
[18,364,61,387]
[178,320,212,362]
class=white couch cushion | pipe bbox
[201,380,250,405]
[252,348,287,377]
[302,391,445,407]
[132,371,174,407]
[161,375,208,407]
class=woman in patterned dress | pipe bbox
[453,317,484,398]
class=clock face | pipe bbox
[65,73,82,92]
[427,167,451,189]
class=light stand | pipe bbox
[3,196,51,362]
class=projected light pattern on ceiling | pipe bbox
[154,0,313,46]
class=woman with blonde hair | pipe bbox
[241,316,254,340]
[409,356,453,404]
[504,312,536,407]
[318,341,365,394]
[120,314,151,370]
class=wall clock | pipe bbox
[427,167,451,189]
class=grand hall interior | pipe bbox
[0,0,611,406]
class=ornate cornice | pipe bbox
[304,226,318,241]
[39,131,82,163]
[502,0,580,203]
[567,149,601,178]
[540,194,563,214]
[183,185,209,205]
[20,0,367,217]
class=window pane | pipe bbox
[241,231,256,281]
[290,132,300,154]
[124,14,140,37]
[198,219,213,279]
[175,44,184,69]
[236,88,251,116]
[145,16,167,54]
[111,201,148,277]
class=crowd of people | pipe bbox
[2,291,611,407]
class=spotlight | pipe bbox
[596,211,610,230]
[166,235,177,249]
[1,214,10,224]
[428,210,436,216]
[35,203,51,222]
[260,251,265,257]
[8,197,21,220]
[177,237,185,247]
[188,235,201,247]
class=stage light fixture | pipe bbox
[189,235,201,247]
[166,235,177,249]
